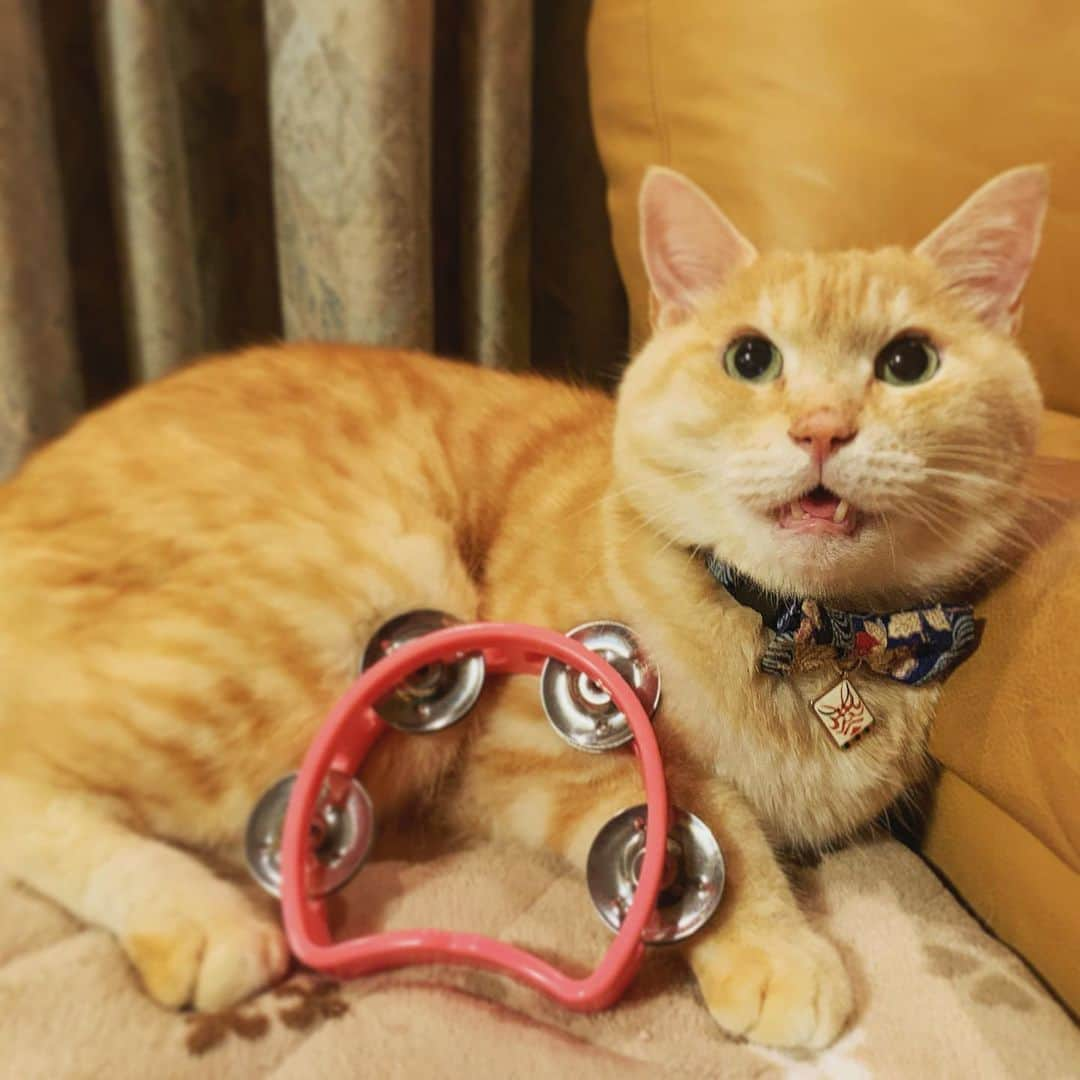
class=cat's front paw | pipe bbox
[689,923,853,1049]
[122,903,290,1011]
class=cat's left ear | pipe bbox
[639,167,757,329]
[915,165,1049,334]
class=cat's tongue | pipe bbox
[800,488,842,520]
[778,487,857,536]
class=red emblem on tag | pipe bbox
[811,677,875,748]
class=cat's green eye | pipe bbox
[723,335,783,383]
[874,336,940,386]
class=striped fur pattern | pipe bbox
[0,167,1047,1049]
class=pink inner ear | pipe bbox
[915,166,1049,332]
[639,168,756,323]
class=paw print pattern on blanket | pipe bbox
[921,943,1036,1012]
[184,977,349,1056]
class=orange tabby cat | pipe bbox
[0,165,1046,1049]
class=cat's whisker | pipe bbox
[911,486,1057,557]
[887,468,1069,555]
[880,514,898,577]
[567,465,711,521]
[916,467,1074,523]
[897,496,1047,588]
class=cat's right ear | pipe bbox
[915,165,1049,335]
[639,167,757,329]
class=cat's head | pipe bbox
[613,166,1048,605]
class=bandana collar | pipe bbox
[702,554,981,686]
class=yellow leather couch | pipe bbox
[587,0,1080,1013]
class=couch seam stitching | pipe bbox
[642,0,670,167]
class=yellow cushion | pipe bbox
[587,0,1080,414]
[923,769,1079,1012]
[931,413,1080,878]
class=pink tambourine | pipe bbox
[244,612,725,1013]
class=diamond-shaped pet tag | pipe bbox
[811,677,875,748]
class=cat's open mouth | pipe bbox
[777,485,858,537]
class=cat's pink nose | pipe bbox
[788,409,857,465]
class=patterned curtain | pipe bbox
[0,0,626,479]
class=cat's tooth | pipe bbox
[833,499,849,523]
[790,500,805,519]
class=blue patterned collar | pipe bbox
[703,555,981,686]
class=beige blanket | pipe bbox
[1,837,1076,1078]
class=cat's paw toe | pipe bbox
[193,916,290,1012]
[691,924,853,1049]
[123,909,289,1011]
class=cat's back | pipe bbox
[0,342,614,648]
[0,342,610,536]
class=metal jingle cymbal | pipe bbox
[540,621,661,752]
[586,803,725,945]
[245,770,375,899]
[361,609,486,733]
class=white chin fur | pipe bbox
[720,516,881,600]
